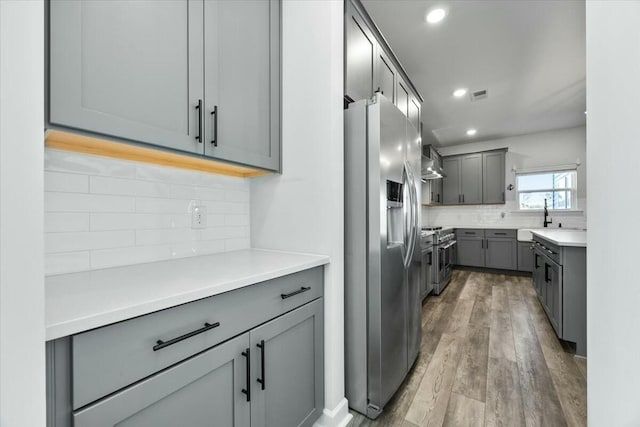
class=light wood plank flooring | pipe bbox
[348,270,587,427]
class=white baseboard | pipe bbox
[313,397,353,427]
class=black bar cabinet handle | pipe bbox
[437,194,440,203]
[153,321,220,351]
[195,99,203,142]
[428,252,432,266]
[534,253,539,269]
[281,286,311,299]
[495,232,507,235]
[241,348,251,401]
[257,340,266,390]
[545,264,550,282]
[211,105,218,146]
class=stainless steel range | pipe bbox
[422,227,456,295]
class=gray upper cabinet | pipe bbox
[345,3,376,102]
[408,95,421,132]
[203,0,280,171]
[482,151,506,204]
[74,333,251,427]
[443,153,484,205]
[396,79,409,117]
[49,0,204,155]
[374,49,396,102]
[49,0,281,172]
[442,157,461,205]
[460,154,483,204]
[250,299,324,427]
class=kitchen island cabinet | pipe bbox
[46,250,327,427]
[532,231,586,356]
[48,0,281,172]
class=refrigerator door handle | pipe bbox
[402,162,416,268]
[404,161,419,267]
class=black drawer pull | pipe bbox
[241,348,250,402]
[494,232,507,235]
[153,321,220,351]
[257,340,266,390]
[195,99,203,143]
[464,232,475,235]
[281,286,311,299]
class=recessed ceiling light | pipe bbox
[453,88,467,98]
[426,8,446,24]
[466,129,477,136]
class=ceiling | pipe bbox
[361,0,586,147]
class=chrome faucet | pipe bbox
[543,198,552,228]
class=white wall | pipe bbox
[586,2,640,425]
[44,149,250,274]
[425,126,586,229]
[250,1,349,426]
[0,1,46,425]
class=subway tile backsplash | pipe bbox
[44,149,251,275]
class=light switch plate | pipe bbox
[191,205,207,229]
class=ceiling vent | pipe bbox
[470,89,488,101]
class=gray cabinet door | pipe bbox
[374,49,396,102]
[434,177,443,205]
[49,0,204,155]
[456,237,484,267]
[442,157,461,205]
[482,151,505,204]
[485,238,517,270]
[460,153,483,204]
[203,0,280,171]
[408,95,421,133]
[545,261,563,336]
[396,79,409,117]
[345,3,376,102]
[421,248,434,298]
[73,333,251,427]
[250,299,324,427]
[518,241,534,272]
[533,249,543,299]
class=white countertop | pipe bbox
[45,249,329,341]
[531,229,587,247]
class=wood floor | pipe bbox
[348,269,587,427]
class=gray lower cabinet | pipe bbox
[421,247,434,298]
[456,236,485,268]
[48,0,281,172]
[203,0,280,170]
[46,268,325,427]
[482,151,506,204]
[250,299,324,427]
[517,241,534,273]
[485,237,517,270]
[74,333,251,427]
[532,236,586,356]
[456,229,518,271]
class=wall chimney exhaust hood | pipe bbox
[421,156,445,180]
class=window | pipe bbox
[516,170,577,210]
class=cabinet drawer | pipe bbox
[71,267,323,409]
[456,228,485,238]
[485,229,516,239]
[533,238,561,264]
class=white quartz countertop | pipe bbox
[531,229,587,247]
[45,249,329,341]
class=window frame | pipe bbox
[515,169,578,212]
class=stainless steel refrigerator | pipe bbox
[344,93,422,419]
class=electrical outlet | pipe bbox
[191,205,207,229]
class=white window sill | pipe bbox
[511,209,584,214]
